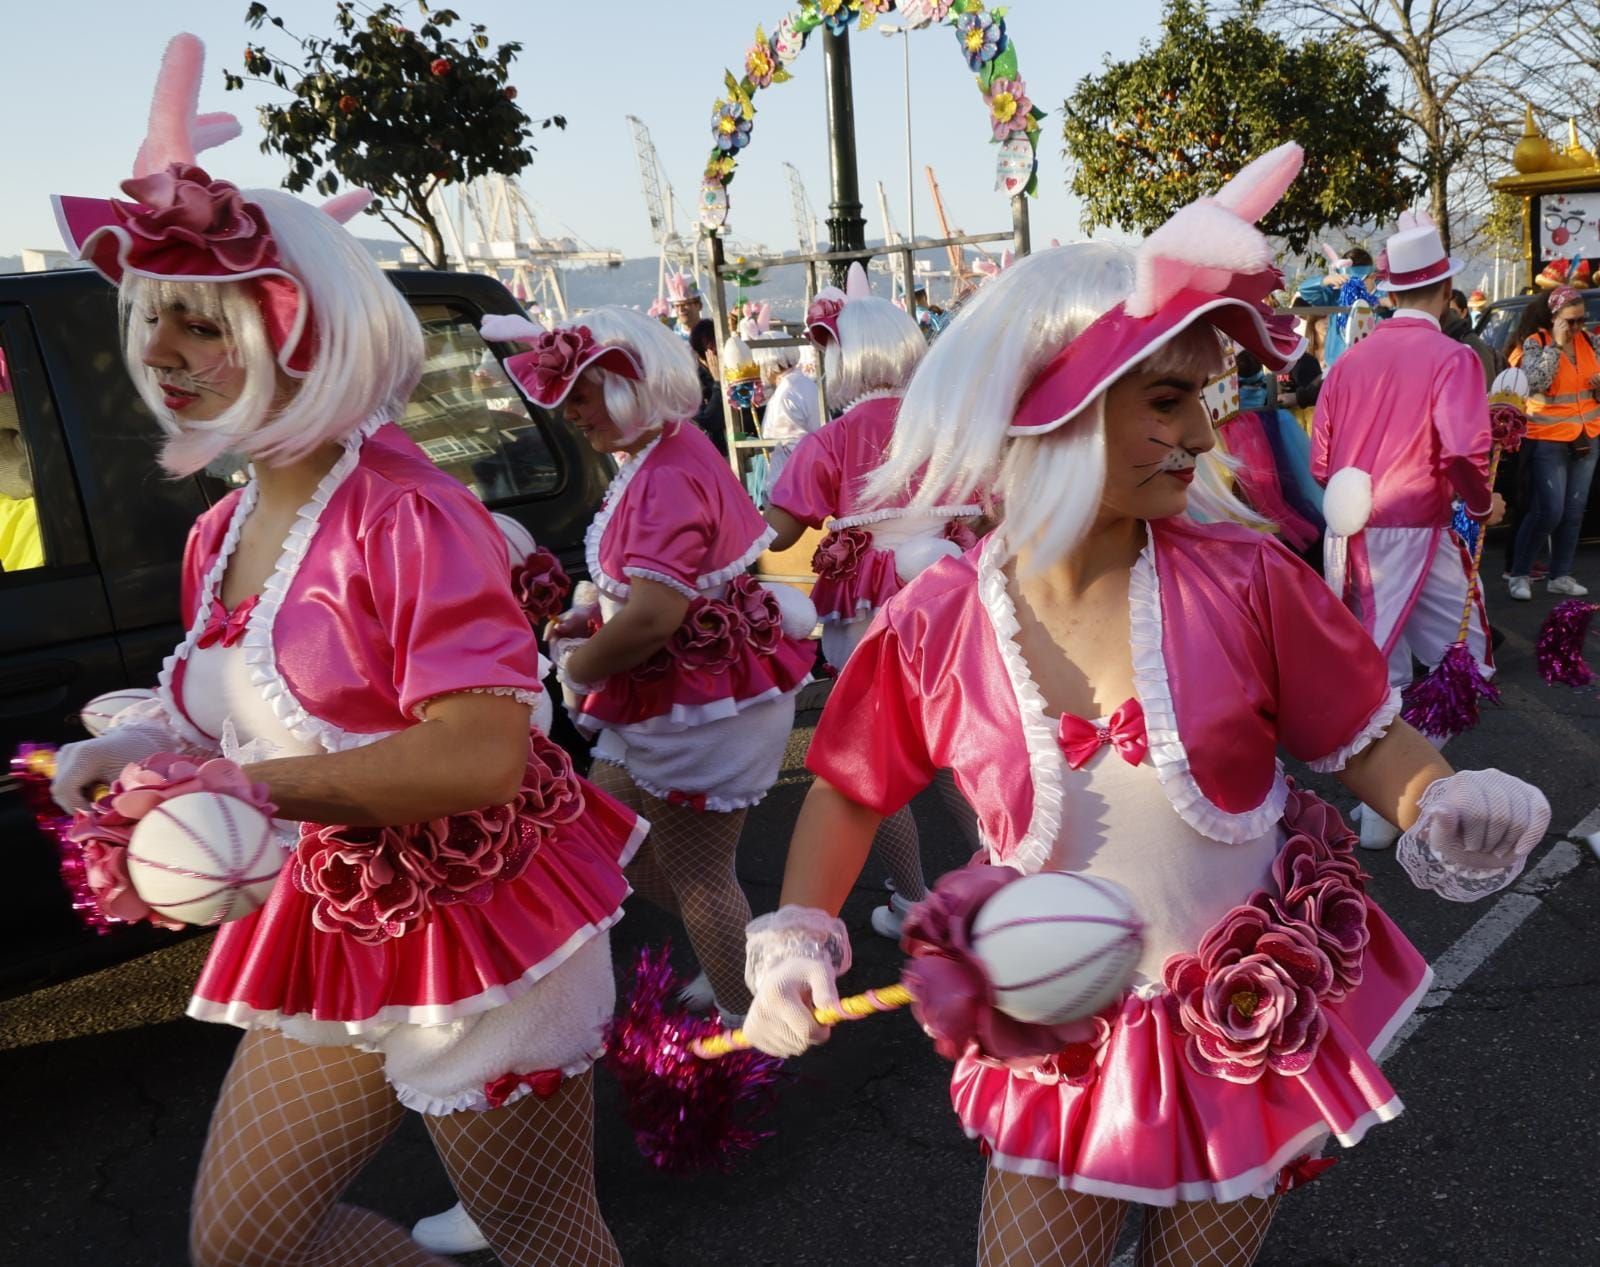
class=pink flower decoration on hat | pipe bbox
[115,164,277,276]
[806,292,846,345]
[1164,904,1333,1085]
[527,326,597,397]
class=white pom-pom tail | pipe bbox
[1323,467,1373,538]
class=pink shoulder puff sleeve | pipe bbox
[619,466,716,593]
[1432,342,1493,518]
[363,489,542,720]
[767,426,842,527]
[805,611,937,815]
[1255,537,1399,771]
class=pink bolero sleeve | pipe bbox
[767,426,843,527]
[1254,536,1395,765]
[1431,341,1493,518]
[805,610,938,815]
[617,466,718,592]
[362,488,543,720]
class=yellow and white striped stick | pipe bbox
[689,982,915,1059]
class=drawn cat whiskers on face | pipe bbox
[1133,438,1199,486]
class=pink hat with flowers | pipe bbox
[52,34,374,378]
[1010,144,1306,436]
[480,314,644,408]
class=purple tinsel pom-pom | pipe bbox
[604,944,784,1174]
[1536,599,1599,688]
[1400,641,1500,740]
[10,743,118,935]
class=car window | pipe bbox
[1480,305,1522,356]
[399,303,564,504]
[0,339,46,574]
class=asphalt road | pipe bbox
[2,560,1597,1267]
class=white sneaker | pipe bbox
[678,969,716,1010]
[1548,575,1589,596]
[1358,806,1401,851]
[1507,575,1533,601]
[870,893,916,940]
[413,1202,489,1255]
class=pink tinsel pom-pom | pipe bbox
[604,945,784,1174]
[1400,640,1500,740]
[1536,599,1599,688]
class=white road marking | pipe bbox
[1105,839,1584,1266]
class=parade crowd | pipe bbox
[32,33,1574,1267]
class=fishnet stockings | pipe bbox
[977,1167,1128,1267]
[190,1028,445,1266]
[598,760,753,1014]
[425,1070,620,1267]
[873,806,927,901]
[977,1168,1280,1267]
[935,767,984,853]
[1136,1194,1280,1267]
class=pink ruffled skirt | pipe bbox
[189,774,644,1031]
[577,632,814,731]
[951,812,1431,1205]
[810,545,902,625]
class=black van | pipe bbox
[0,267,612,988]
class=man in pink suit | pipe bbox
[1313,222,1504,848]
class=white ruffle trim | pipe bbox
[831,504,982,531]
[620,764,775,811]
[623,566,699,599]
[1395,831,1526,903]
[976,533,1064,875]
[392,1040,607,1116]
[832,386,902,414]
[1305,686,1403,773]
[1128,537,1289,844]
[236,413,396,755]
[408,685,546,723]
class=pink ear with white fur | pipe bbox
[321,190,374,224]
[1209,142,1303,223]
[191,112,243,154]
[134,34,204,177]
[844,262,871,299]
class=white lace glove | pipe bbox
[1396,769,1550,903]
[548,636,595,716]
[50,721,177,813]
[742,906,852,1059]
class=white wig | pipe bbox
[121,188,423,477]
[869,242,1264,575]
[572,305,702,442]
[823,295,925,410]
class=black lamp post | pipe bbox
[822,26,868,286]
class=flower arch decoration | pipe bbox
[699,0,1045,232]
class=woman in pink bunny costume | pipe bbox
[47,36,634,1267]
[740,146,1549,1266]
[763,272,984,939]
[489,305,815,1023]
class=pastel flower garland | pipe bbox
[701,1,1045,232]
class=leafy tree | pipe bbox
[1061,0,1417,252]
[226,1,564,267]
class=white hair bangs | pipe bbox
[822,295,925,410]
[573,306,701,442]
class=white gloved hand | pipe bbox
[548,636,594,716]
[1396,768,1550,903]
[50,722,176,814]
[742,906,852,1059]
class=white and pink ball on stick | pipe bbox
[126,791,281,926]
[970,872,1144,1024]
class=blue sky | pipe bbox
[1,0,1162,261]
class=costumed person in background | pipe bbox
[495,306,814,1019]
[1313,220,1504,851]
[0,347,44,572]
[666,270,703,339]
[1322,246,1382,366]
[47,37,639,1267]
[763,269,984,937]
[1280,302,1326,425]
[688,317,729,458]
[1444,288,1501,386]
[1504,285,1598,600]
[740,146,1548,1267]
[754,329,820,487]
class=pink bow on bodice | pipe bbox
[197,594,259,649]
[1057,698,1149,770]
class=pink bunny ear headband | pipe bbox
[481,316,643,408]
[805,262,872,347]
[53,33,373,379]
[1010,143,1306,437]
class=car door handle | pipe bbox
[0,662,78,695]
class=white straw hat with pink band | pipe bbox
[1375,216,1462,293]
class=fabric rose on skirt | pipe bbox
[671,597,748,673]
[294,824,430,946]
[811,527,871,582]
[1164,904,1333,1084]
[511,545,572,625]
[1265,838,1369,1000]
[725,574,782,654]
